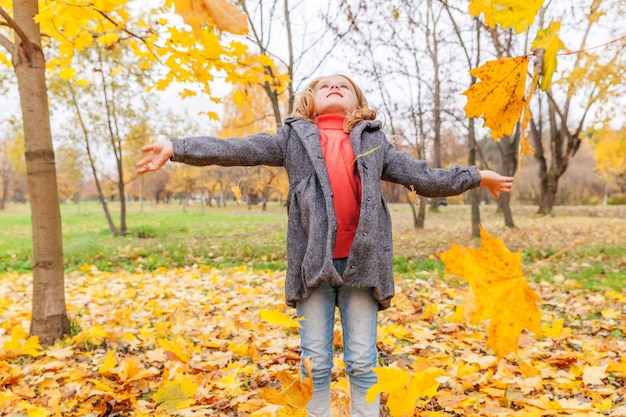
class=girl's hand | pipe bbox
[136,141,174,175]
[478,170,514,198]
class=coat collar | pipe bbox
[284,116,382,159]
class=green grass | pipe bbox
[0,201,288,273]
[1,201,625,292]
[524,245,626,291]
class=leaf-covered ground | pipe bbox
[1,266,625,416]
[1,206,625,416]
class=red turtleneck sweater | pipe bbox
[317,114,362,258]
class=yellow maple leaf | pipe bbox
[490,0,544,34]
[366,365,443,417]
[169,0,248,35]
[152,373,198,411]
[17,401,51,417]
[541,317,571,339]
[260,309,305,328]
[531,20,567,90]
[98,350,117,374]
[260,357,313,415]
[1,330,42,359]
[71,324,108,346]
[594,397,613,412]
[463,56,529,140]
[438,226,542,358]
[157,337,191,363]
[468,0,497,27]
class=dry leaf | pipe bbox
[463,56,529,140]
[438,225,542,358]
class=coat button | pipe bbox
[350,265,355,269]
[363,232,367,236]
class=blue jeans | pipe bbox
[296,258,380,417]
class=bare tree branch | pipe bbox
[0,7,20,56]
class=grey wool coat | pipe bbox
[171,117,482,310]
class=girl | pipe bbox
[136,74,514,416]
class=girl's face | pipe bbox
[313,75,358,116]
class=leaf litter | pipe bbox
[1,207,626,416]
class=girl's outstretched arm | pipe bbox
[136,141,174,174]
[478,170,514,198]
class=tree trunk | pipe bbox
[468,131,481,238]
[68,83,120,235]
[0,173,7,210]
[12,0,69,343]
[415,196,426,229]
[538,170,559,214]
[497,132,518,227]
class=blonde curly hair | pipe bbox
[291,74,377,133]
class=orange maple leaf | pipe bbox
[260,357,313,416]
[438,226,542,358]
[463,56,529,141]
[169,0,248,35]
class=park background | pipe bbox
[1,0,626,416]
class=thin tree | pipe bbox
[530,0,625,214]
[0,3,69,343]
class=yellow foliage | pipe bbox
[463,56,529,141]
[438,226,542,358]
[591,127,626,188]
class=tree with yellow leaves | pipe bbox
[0,0,282,343]
[465,0,625,215]
[590,126,626,203]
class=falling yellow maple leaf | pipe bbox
[438,225,542,358]
[531,20,567,90]
[260,309,305,328]
[468,0,497,27]
[169,0,248,35]
[463,56,529,141]
[489,0,544,34]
